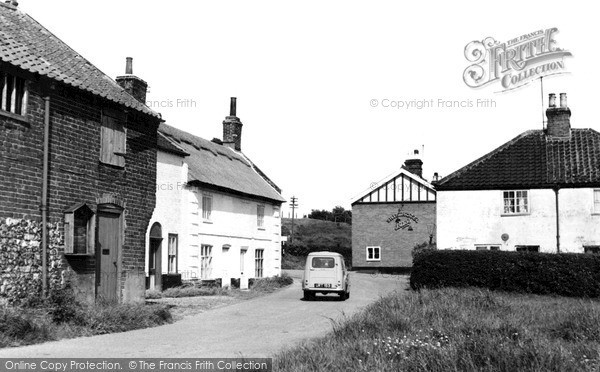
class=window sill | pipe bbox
[592,213,600,216]
[0,110,30,124]
[257,227,266,231]
[203,220,213,224]
[501,213,530,217]
[366,260,381,262]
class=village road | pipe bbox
[0,271,407,358]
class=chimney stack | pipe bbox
[4,0,18,7]
[223,97,243,151]
[546,92,571,138]
[404,150,423,178]
[116,57,148,104]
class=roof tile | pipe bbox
[0,4,159,118]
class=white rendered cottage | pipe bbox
[145,98,285,290]
[436,93,600,254]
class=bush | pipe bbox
[412,241,436,260]
[410,250,600,297]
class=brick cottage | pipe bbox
[351,153,436,270]
[0,2,162,303]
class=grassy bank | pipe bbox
[0,301,171,348]
[275,288,600,372]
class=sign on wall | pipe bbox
[386,205,419,231]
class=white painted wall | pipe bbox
[437,188,600,253]
[146,150,282,287]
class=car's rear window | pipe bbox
[312,257,335,268]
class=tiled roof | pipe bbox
[158,123,285,203]
[436,129,600,190]
[0,3,160,118]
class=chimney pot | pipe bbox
[549,93,556,108]
[230,97,237,117]
[4,0,18,6]
[560,93,567,108]
[414,149,419,155]
[125,57,133,75]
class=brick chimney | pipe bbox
[404,150,423,178]
[546,93,571,138]
[223,97,243,151]
[116,57,148,104]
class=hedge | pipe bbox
[410,250,600,297]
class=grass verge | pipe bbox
[0,301,171,348]
[274,287,600,372]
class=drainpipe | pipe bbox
[41,96,50,297]
[554,186,560,253]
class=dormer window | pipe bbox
[0,71,28,117]
[64,203,95,255]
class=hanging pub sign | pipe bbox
[386,205,419,231]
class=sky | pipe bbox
[18,0,599,217]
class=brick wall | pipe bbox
[352,202,436,268]
[0,74,159,302]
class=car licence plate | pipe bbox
[314,283,332,288]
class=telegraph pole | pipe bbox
[290,196,298,243]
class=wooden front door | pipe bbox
[97,211,120,302]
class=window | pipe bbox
[167,234,178,274]
[200,244,212,279]
[584,246,600,254]
[202,195,212,221]
[0,71,28,116]
[273,206,280,218]
[257,204,265,228]
[100,114,126,167]
[503,190,529,214]
[366,246,381,261]
[475,245,500,251]
[64,203,95,255]
[594,190,600,214]
[516,245,539,252]
[255,249,264,278]
[312,257,335,268]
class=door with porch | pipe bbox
[97,210,121,302]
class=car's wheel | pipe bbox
[346,291,350,299]
[303,290,312,301]
[339,291,347,301]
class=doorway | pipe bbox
[148,223,163,290]
[97,209,122,302]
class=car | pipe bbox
[302,251,350,301]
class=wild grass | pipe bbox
[251,273,294,293]
[274,287,600,372]
[0,300,172,348]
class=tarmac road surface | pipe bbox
[0,271,408,358]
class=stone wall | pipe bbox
[0,217,63,304]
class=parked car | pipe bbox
[302,252,350,300]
